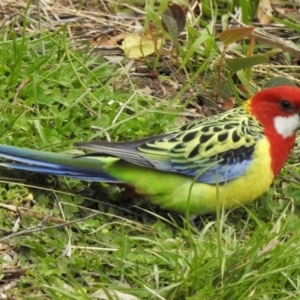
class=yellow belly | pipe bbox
[155,138,273,214]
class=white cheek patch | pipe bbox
[274,114,300,138]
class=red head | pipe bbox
[248,85,300,176]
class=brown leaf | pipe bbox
[222,97,236,110]
[2,268,27,280]
[257,0,273,25]
[92,33,128,47]
[161,3,186,34]
[219,27,254,46]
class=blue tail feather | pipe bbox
[0,144,120,183]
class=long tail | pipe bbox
[0,144,119,182]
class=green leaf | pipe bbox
[225,55,269,72]
[264,76,297,88]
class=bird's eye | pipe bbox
[279,100,295,112]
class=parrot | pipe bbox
[0,85,299,215]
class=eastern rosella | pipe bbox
[0,85,299,215]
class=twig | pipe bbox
[0,202,67,224]
[0,212,99,242]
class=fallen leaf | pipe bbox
[121,32,164,59]
[136,86,153,95]
[219,27,254,46]
[103,56,124,63]
[222,97,236,110]
[162,3,186,34]
[92,33,128,47]
[257,0,273,25]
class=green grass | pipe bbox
[1,0,300,299]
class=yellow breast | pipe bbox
[150,138,274,214]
